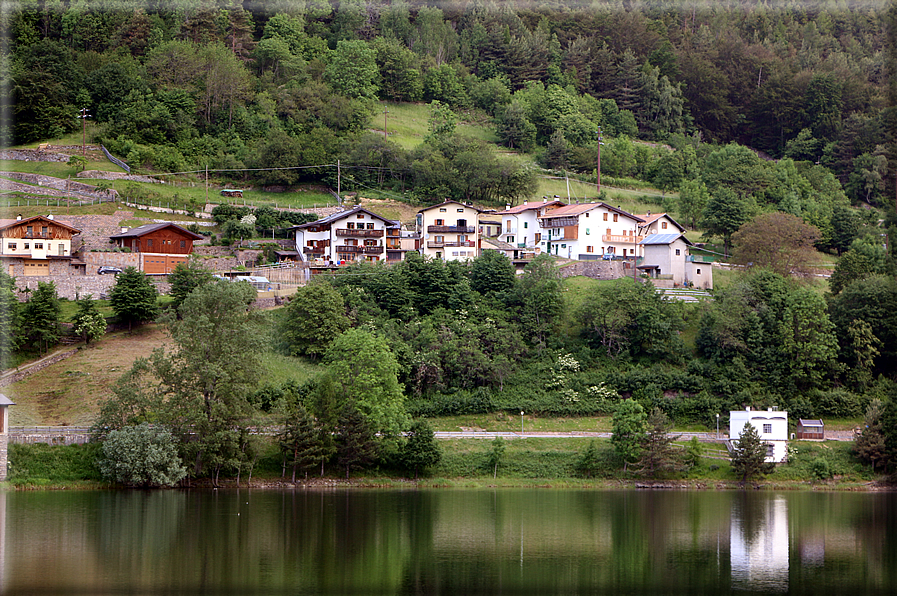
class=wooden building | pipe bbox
[796,419,824,440]
[0,215,81,276]
[109,223,204,274]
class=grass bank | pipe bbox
[5,435,879,491]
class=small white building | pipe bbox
[729,407,789,463]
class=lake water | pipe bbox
[0,488,894,595]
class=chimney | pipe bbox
[746,406,751,412]
[523,201,528,205]
[48,214,54,220]
[121,227,129,234]
[16,214,21,221]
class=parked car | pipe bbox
[97,266,122,275]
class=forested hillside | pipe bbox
[4,0,895,213]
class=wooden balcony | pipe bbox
[335,245,364,253]
[428,225,475,234]
[363,246,384,254]
[303,247,325,255]
[602,234,643,243]
[335,228,384,238]
[427,240,476,248]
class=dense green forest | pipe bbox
[3,0,896,210]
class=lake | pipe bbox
[1,488,894,595]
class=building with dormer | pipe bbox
[496,199,565,255]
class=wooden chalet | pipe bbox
[0,215,81,276]
[109,223,204,274]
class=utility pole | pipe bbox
[596,127,603,197]
[384,106,389,139]
[79,108,89,156]
[337,159,341,205]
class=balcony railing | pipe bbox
[428,225,475,234]
[427,240,476,248]
[335,245,364,253]
[502,227,517,235]
[602,234,643,243]
[303,247,325,254]
[335,228,384,238]
[22,233,51,239]
[363,246,384,254]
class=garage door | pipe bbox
[143,255,189,275]
[23,260,49,276]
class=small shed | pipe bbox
[796,419,824,440]
[221,189,244,198]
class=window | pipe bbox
[147,239,153,247]
[458,235,467,242]
[24,243,29,250]
[661,222,668,230]
[435,236,444,243]
[561,244,566,248]
[766,444,774,458]
[696,268,702,275]
[42,226,48,235]
[763,424,772,434]
[8,243,15,250]
[26,226,33,235]
[586,246,593,253]
[585,212,589,218]
[606,228,611,236]
[603,213,608,221]
[347,222,355,229]
[457,208,464,212]
[439,208,446,212]
[435,219,444,226]
[357,214,365,219]
[180,240,186,248]
[523,222,528,228]
[35,243,43,249]
[508,236,514,243]
[586,228,590,235]
[675,249,681,256]
[613,214,618,222]
[366,223,374,229]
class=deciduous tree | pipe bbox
[281,280,350,359]
[98,423,187,487]
[71,295,106,344]
[611,399,647,471]
[731,212,821,277]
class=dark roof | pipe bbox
[0,394,15,406]
[798,419,824,427]
[0,215,81,234]
[418,200,486,214]
[289,207,399,231]
[539,202,644,223]
[109,223,204,240]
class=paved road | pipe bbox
[434,431,727,442]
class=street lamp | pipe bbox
[520,411,524,435]
[716,413,720,440]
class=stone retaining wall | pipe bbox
[559,260,625,280]
[0,348,78,388]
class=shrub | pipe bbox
[97,423,187,487]
[8,443,102,484]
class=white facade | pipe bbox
[496,200,565,253]
[729,408,789,463]
[292,207,394,265]
[417,201,482,261]
[538,203,644,260]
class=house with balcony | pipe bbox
[0,215,81,276]
[109,223,205,274]
[636,212,686,238]
[496,199,565,255]
[290,207,400,266]
[638,233,713,289]
[416,201,484,261]
[537,203,644,260]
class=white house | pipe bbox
[636,212,686,239]
[537,202,644,260]
[638,233,713,288]
[729,407,789,463]
[496,199,565,253]
[416,200,484,261]
[291,207,399,265]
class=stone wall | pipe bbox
[0,348,78,388]
[14,276,119,300]
[559,260,625,280]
